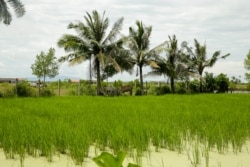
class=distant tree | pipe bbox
[184,39,230,92]
[203,72,216,93]
[230,76,241,84]
[127,21,166,94]
[57,10,133,95]
[216,73,229,93]
[101,65,117,81]
[244,50,250,82]
[148,35,186,93]
[0,0,25,25]
[31,48,59,85]
[188,79,200,93]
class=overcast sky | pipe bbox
[1,0,250,82]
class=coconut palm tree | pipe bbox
[127,21,167,94]
[58,10,133,95]
[244,50,250,82]
[0,0,25,25]
[185,39,230,92]
[148,35,185,93]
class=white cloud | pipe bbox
[206,61,246,81]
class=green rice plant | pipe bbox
[0,94,250,166]
[187,141,201,167]
[201,140,210,167]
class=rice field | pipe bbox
[0,94,250,167]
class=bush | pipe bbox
[188,80,199,93]
[0,83,15,97]
[216,73,229,93]
[40,89,55,97]
[154,85,171,95]
[176,82,187,94]
[135,88,142,96]
[16,81,35,97]
[247,83,250,91]
[81,84,96,96]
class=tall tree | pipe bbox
[244,50,250,82]
[0,0,25,25]
[148,35,185,93]
[31,48,59,85]
[127,21,166,94]
[184,39,230,92]
[58,10,133,95]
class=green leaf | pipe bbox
[93,151,126,167]
[128,163,140,167]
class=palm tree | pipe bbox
[0,0,25,25]
[185,39,230,92]
[58,10,133,95]
[148,35,184,93]
[127,21,166,94]
[244,50,250,82]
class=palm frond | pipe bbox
[58,35,86,49]
[109,56,121,72]
[194,39,201,57]
[68,55,86,66]
[0,0,12,24]
[7,0,25,17]
[149,40,168,54]
[148,60,160,68]
[144,70,163,78]
[221,53,230,59]
[128,38,139,54]
[103,17,124,44]
[97,52,106,69]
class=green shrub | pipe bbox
[154,85,171,95]
[40,89,55,97]
[247,83,250,91]
[216,73,229,93]
[0,83,15,97]
[16,81,35,97]
[135,88,142,96]
[189,80,199,93]
[82,85,96,96]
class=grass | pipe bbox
[0,94,250,166]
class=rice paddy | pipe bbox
[0,94,250,167]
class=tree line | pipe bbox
[54,10,230,95]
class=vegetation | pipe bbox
[149,35,185,93]
[0,0,25,25]
[57,10,133,95]
[1,73,247,98]
[126,21,166,94]
[55,10,231,96]
[244,50,250,82]
[183,39,230,92]
[93,151,139,167]
[0,94,249,166]
[31,48,59,85]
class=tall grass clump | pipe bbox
[0,94,250,166]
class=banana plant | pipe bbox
[93,151,140,167]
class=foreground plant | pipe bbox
[93,151,140,167]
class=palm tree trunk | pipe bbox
[96,59,102,95]
[199,74,203,93]
[139,65,144,95]
[170,77,175,93]
[43,75,46,89]
[89,54,92,85]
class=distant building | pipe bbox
[0,78,24,83]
